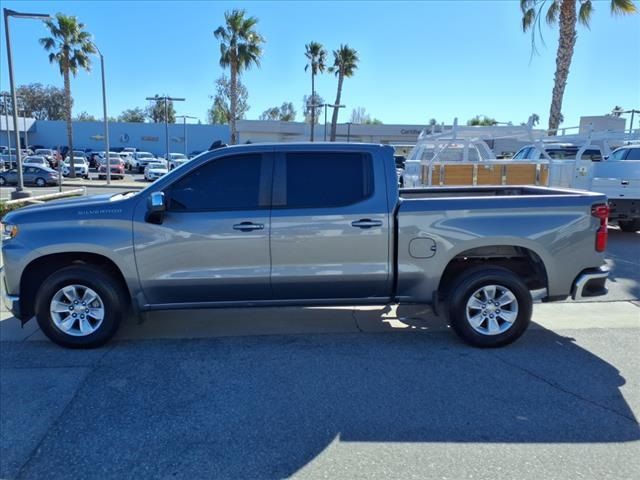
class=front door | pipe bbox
[269,150,391,301]
[133,153,273,306]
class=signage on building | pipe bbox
[90,134,104,140]
[141,136,159,142]
[120,133,130,143]
[400,129,422,135]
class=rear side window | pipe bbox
[512,147,531,160]
[582,149,603,161]
[167,154,262,211]
[284,152,373,208]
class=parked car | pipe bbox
[165,152,189,170]
[1,143,610,349]
[128,151,157,173]
[144,161,168,181]
[23,156,50,168]
[98,156,126,180]
[63,157,90,178]
[0,165,60,187]
[34,149,56,167]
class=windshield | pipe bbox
[171,154,187,160]
[138,153,153,158]
[148,162,166,169]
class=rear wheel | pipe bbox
[446,266,532,348]
[35,177,46,187]
[35,265,126,348]
[0,177,6,186]
[618,220,640,232]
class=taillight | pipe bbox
[591,204,609,252]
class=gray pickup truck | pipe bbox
[1,143,609,349]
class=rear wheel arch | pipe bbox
[437,244,548,297]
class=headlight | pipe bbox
[2,223,18,241]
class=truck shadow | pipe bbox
[4,311,638,479]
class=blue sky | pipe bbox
[1,0,638,129]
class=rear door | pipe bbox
[133,152,273,305]
[270,149,391,301]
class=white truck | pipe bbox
[513,144,640,232]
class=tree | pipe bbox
[467,115,498,126]
[303,94,323,125]
[214,9,264,144]
[7,83,68,120]
[259,102,296,121]
[304,41,327,140]
[521,0,637,134]
[40,13,96,177]
[207,75,249,125]
[118,107,146,123]
[74,111,97,121]
[350,107,369,124]
[329,45,359,141]
[350,107,382,125]
[146,95,176,123]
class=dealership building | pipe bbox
[1,115,628,158]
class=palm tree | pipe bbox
[521,0,637,135]
[214,9,263,145]
[304,42,327,141]
[329,45,358,141]
[40,13,95,177]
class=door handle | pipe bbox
[233,222,264,232]
[351,219,383,229]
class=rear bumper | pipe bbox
[609,199,639,221]
[571,265,609,300]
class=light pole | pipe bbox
[146,95,185,162]
[1,93,11,166]
[18,102,28,150]
[4,8,51,199]
[91,42,110,184]
[346,122,352,143]
[320,103,345,141]
[176,115,197,155]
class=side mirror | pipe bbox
[146,191,166,224]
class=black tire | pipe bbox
[35,265,126,349]
[446,266,532,348]
[35,177,46,187]
[0,177,6,186]
[618,220,640,233]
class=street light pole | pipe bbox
[1,93,11,165]
[176,115,197,156]
[3,8,51,199]
[347,122,352,143]
[147,95,185,162]
[91,42,110,185]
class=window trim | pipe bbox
[164,153,273,213]
[272,151,376,210]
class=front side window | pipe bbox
[624,148,640,160]
[609,149,628,160]
[284,152,373,208]
[167,154,262,211]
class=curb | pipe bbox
[62,181,144,189]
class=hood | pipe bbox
[2,193,138,224]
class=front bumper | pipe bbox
[1,266,21,319]
[571,265,609,300]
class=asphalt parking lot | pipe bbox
[1,229,639,479]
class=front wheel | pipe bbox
[447,266,532,348]
[35,177,46,187]
[618,220,640,233]
[35,265,126,348]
